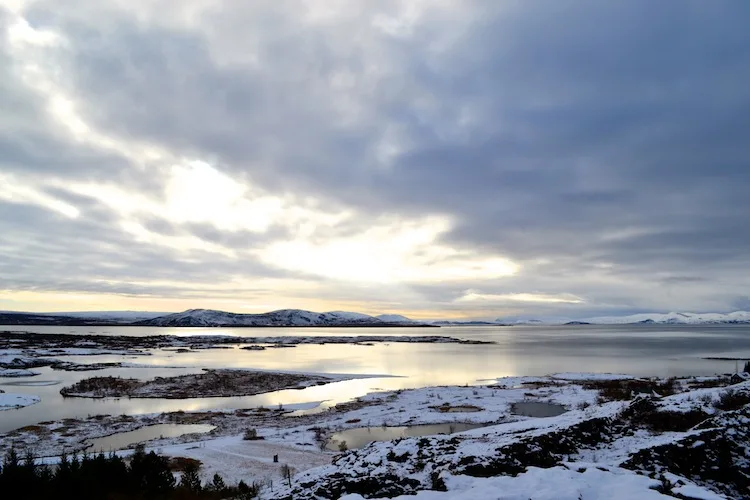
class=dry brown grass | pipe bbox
[167,456,203,472]
[16,425,46,434]
[587,378,679,403]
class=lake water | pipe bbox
[326,423,486,450]
[2,324,749,433]
[86,424,216,452]
[511,401,568,418]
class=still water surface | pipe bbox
[86,424,216,452]
[1,324,749,432]
[326,423,485,450]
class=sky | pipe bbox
[1,1,750,320]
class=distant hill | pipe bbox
[376,314,414,323]
[431,320,509,326]
[46,311,171,323]
[0,312,118,326]
[582,311,750,325]
[493,311,750,325]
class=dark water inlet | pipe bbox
[511,401,567,417]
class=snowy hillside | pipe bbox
[491,311,750,325]
[583,311,750,325]
[376,314,414,323]
[139,309,405,327]
[326,311,379,321]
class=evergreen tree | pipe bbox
[179,461,202,492]
[210,473,226,492]
[130,446,176,497]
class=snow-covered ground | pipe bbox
[0,367,40,377]
[0,391,40,410]
[3,371,748,498]
[270,375,747,499]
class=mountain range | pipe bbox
[136,309,421,327]
[497,311,750,325]
[0,309,422,327]
[1,309,750,327]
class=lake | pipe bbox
[1,324,749,433]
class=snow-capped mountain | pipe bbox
[375,314,414,323]
[137,309,417,327]
[326,311,378,321]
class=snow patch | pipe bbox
[0,392,40,411]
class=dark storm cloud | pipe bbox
[2,0,750,315]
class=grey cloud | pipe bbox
[0,201,287,295]
[2,1,750,316]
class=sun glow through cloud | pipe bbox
[457,292,585,304]
[259,217,519,283]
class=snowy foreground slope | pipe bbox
[269,376,750,500]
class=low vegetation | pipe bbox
[60,369,329,399]
[586,378,679,403]
[712,388,750,411]
[243,428,263,441]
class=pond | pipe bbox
[511,401,567,417]
[86,424,216,452]
[326,422,486,450]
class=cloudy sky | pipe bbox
[1,1,749,320]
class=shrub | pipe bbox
[280,464,295,488]
[713,389,750,411]
[237,479,261,499]
[243,428,262,440]
[590,378,679,403]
